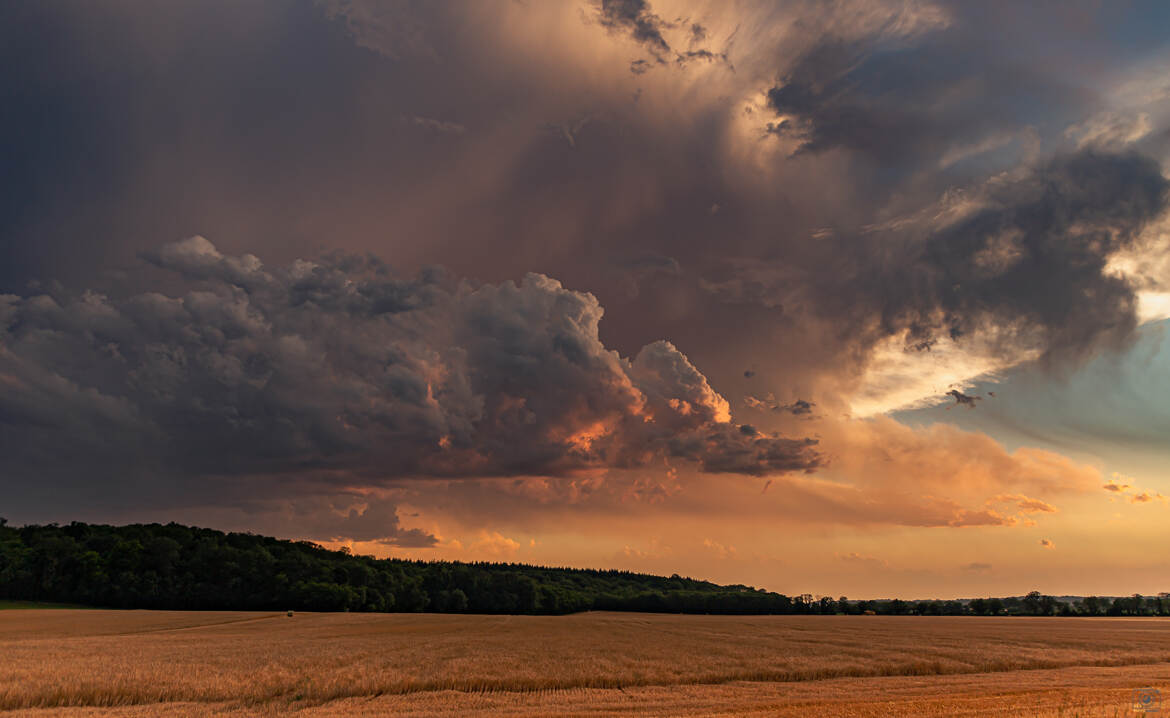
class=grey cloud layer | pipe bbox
[0,238,821,514]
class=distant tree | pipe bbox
[970,598,987,615]
[1023,591,1043,615]
[987,598,1004,615]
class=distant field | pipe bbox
[0,601,89,611]
[2,611,1168,717]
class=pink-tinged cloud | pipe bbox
[795,416,1097,528]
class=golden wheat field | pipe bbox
[1,610,1168,717]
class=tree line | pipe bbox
[1,521,1166,616]
[0,520,811,614]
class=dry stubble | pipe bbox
[1,610,1168,716]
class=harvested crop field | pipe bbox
[2,610,1168,716]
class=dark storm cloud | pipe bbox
[735,149,1170,367]
[0,238,821,514]
[897,151,1167,360]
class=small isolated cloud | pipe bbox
[1039,538,1055,549]
[743,393,816,416]
[1016,498,1057,514]
[946,389,981,408]
[784,399,815,415]
[993,494,1058,515]
[1103,473,1167,505]
[468,531,521,558]
[962,562,992,572]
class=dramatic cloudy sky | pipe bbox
[3,0,1169,598]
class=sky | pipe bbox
[2,0,1169,599]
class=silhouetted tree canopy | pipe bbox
[1,522,1166,616]
[0,521,803,614]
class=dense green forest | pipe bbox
[1,520,1166,616]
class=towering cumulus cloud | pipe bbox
[0,238,821,502]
